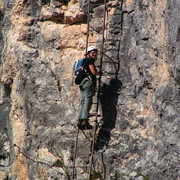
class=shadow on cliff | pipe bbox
[94,0,124,151]
[94,78,122,151]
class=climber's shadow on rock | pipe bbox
[94,78,122,151]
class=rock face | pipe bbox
[0,0,179,180]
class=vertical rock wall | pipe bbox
[0,0,179,179]
[0,1,12,179]
[98,0,180,179]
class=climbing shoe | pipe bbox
[81,119,93,130]
[77,119,86,130]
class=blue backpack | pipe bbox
[72,58,87,85]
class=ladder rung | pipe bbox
[90,3,104,6]
[76,153,91,156]
[89,113,101,117]
[107,24,122,27]
[107,26,122,30]
[98,139,109,143]
[104,72,116,75]
[106,38,119,41]
[88,41,102,43]
[112,13,122,16]
[89,28,102,32]
[84,0,106,4]
[90,16,105,19]
[106,28,121,31]
[77,140,91,143]
[103,61,119,64]
[103,48,119,51]
[67,165,90,168]
[84,2,104,7]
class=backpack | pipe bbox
[72,58,88,85]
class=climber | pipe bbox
[77,46,101,130]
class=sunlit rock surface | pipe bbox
[0,0,179,179]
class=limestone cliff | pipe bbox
[0,0,179,180]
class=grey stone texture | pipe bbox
[0,0,179,179]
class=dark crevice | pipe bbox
[141,37,149,41]
[177,27,180,41]
[4,84,12,97]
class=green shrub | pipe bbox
[91,170,103,180]
[52,158,64,167]
[4,84,12,97]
